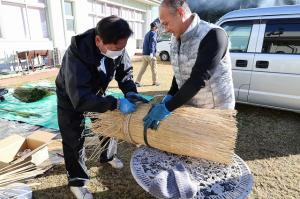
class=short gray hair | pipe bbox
[161,0,191,15]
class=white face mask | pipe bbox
[103,49,124,59]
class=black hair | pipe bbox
[96,15,133,44]
[150,22,158,29]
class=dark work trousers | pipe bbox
[58,105,112,186]
[58,105,89,187]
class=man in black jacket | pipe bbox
[56,16,148,199]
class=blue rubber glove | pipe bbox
[161,94,172,103]
[126,92,150,103]
[143,103,171,130]
[118,98,137,114]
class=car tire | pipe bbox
[160,51,170,61]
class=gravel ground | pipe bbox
[235,104,300,199]
[3,61,299,198]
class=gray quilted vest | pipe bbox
[170,14,235,109]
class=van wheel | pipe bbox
[160,51,170,61]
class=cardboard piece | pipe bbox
[0,131,56,168]
[0,135,25,164]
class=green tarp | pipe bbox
[0,81,153,130]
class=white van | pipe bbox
[157,32,171,61]
[216,5,300,113]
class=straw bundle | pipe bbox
[90,104,237,164]
[13,87,53,103]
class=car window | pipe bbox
[157,32,171,42]
[221,21,253,53]
[262,19,300,54]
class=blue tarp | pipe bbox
[0,81,153,130]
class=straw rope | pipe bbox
[123,114,137,144]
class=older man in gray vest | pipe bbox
[144,0,235,129]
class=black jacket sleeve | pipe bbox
[165,28,228,111]
[168,76,179,96]
[63,50,117,113]
[115,51,138,94]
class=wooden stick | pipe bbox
[0,169,45,186]
[0,165,36,180]
[0,161,32,175]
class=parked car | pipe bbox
[157,32,171,61]
[217,5,300,113]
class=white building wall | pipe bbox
[60,0,158,57]
[0,0,160,71]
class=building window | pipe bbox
[1,3,27,39]
[136,39,143,49]
[0,0,49,40]
[121,8,145,41]
[27,0,46,3]
[27,6,49,38]
[106,4,119,16]
[262,20,300,54]
[87,0,145,44]
[94,2,104,15]
[64,1,75,32]
[158,32,171,42]
[87,0,105,29]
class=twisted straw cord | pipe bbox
[122,113,138,144]
[121,95,163,145]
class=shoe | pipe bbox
[70,186,93,199]
[135,82,142,87]
[152,82,160,86]
[107,156,124,169]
